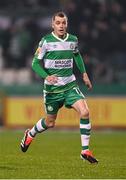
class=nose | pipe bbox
[60,25,63,29]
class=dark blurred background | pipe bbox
[0,0,126,87]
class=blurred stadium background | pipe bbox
[0,0,126,129]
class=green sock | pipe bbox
[29,118,48,137]
[80,118,91,150]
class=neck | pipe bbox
[53,31,67,39]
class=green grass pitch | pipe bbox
[0,129,126,179]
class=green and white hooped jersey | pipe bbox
[36,32,79,93]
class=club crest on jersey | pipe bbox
[47,105,53,112]
[70,43,75,50]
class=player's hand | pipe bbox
[83,73,92,90]
[46,75,58,84]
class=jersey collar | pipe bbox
[52,32,69,42]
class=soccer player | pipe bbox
[20,12,98,163]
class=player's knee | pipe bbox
[80,108,89,119]
[45,119,55,128]
[45,115,57,128]
[48,121,55,128]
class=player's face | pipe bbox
[52,16,68,38]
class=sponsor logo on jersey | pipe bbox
[55,59,72,68]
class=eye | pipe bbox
[63,21,66,25]
[55,21,60,25]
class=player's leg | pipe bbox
[65,87,98,163]
[20,92,64,152]
[72,99,90,149]
[72,99,98,163]
[28,114,57,138]
[20,114,57,152]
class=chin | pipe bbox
[60,34,65,37]
[58,32,65,37]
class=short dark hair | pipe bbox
[52,11,67,21]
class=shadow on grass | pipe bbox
[0,165,17,171]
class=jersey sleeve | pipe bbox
[32,57,48,78]
[35,38,47,60]
[73,53,86,73]
[73,37,86,73]
[32,37,48,78]
[73,37,79,54]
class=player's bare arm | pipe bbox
[83,72,92,90]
